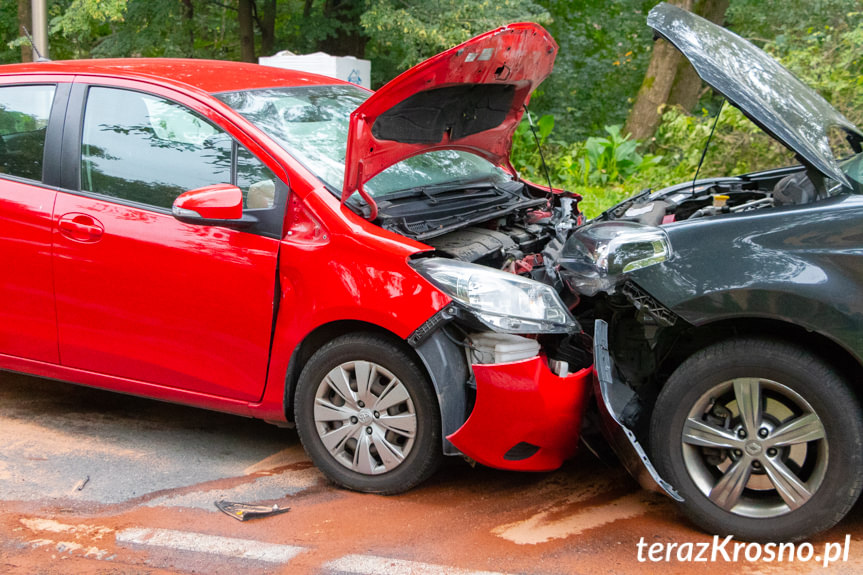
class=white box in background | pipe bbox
[258,51,371,89]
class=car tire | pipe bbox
[650,337,863,541]
[294,333,442,494]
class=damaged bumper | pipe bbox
[447,356,592,471]
[592,319,682,500]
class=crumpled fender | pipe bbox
[593,319,682,501]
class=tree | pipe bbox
[258,0,277,56]
[667,0,729,110]
[318,0,365,57]
[238,0,255,62]
[181,0,194,56]
[18,0,31,62]
[624,0,729,142]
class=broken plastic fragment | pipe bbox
[214,500,290,522]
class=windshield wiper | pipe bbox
[375,179,500,203]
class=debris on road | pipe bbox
[73,475,90,492]
[215,500,290,522]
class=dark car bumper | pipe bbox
[592,319,682,500]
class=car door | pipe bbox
[0,78,71,363]
[52,80,286,402]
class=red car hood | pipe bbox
[341,22,557,203]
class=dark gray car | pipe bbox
[559,3,863,541]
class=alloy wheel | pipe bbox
[681,377,828,518]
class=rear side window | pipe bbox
[81,87,276,211]
[0,85,55,182]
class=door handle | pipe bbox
[58,213,104,242]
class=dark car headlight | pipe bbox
[559,221,672,296]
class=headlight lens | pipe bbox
[559,221,671,296]
[411,258,578,333]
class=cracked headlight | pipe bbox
[559,221,672,296]
[411,258,578,334]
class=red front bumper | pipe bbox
[447,356,593,471]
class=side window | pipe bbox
[0,85,55,182]
[81,87,277,211]
[238,145,275,209]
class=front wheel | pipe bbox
[650,338,863,541]
[294,333,442,494]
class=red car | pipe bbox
[0,23,593,493]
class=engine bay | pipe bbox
[599,168,819,227]
[407,167,820,283]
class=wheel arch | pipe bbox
[283,320,425,420]
[657,316,863,407]
[283,319,468,456]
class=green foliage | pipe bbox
[274,0,366,56]
[0,2,20,64]
[764,12,863,127]
[581,125,661,184]
[512,117,661,217]
[634,105,794,186]
[726,0,860,41]
[50,0,127,38]
[529,0,660,141]
[91,0,239,59]
[361,0,551,87]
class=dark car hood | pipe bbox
[649,2,862,188]
[341,22,557,203]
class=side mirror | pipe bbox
[172,184,243,222]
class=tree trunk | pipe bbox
[666,0,730,111]
[259,0,276,56]
[625,0,693,142]
[181,0,195,57]
[18,0,32,63]
[238,0,256,62]
[318,0,366,57]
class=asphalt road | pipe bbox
[2,370,863,574]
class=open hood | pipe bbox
[341,22,557,204]
[649,3,863,188]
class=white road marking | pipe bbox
[25,519,513,573]
[115,527,306,564]
[324,554,511,575]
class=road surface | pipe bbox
[2,370,862,574]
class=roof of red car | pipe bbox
[0,58,350,94]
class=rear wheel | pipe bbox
[294,333,442,494]
[650,338,863,541]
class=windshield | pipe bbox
[216,85,511,197]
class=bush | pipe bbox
[512,117,659,217]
